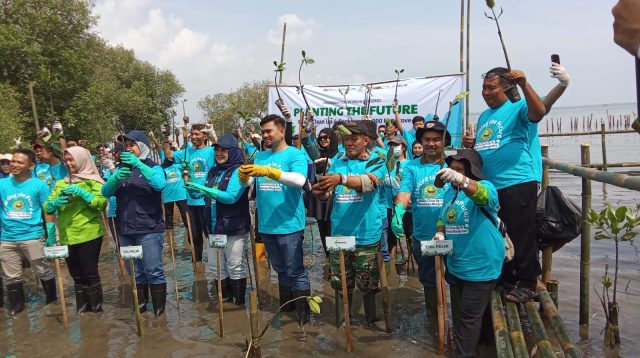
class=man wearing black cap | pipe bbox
[392,120,451,319]
[312,120,387,325]
[463,68,546,301]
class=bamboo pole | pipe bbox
[249,224,261,306]
[376,252,392,334]
[465,0,471,129]
[585,162,640,169]
[540,129,635,137]
[434,256,445,354]
[491,291,514,358]
[504,302,528,358]
[278,23,286,85]
[54,259,68,329]
[338,252,353,352]
[216,248,224,337]
[244,246,260,358]
[541,145,553,284]
[579,143,591,338]
[129,260,143,337]
[167,230,180,313]
[109,217,128,278]
[523,301,556,358]
[28,81,40,131]
[459,0,465,74]
[538,289,580,358]
[542,157,640,191]
[600,123,608,173]
[546,279,559,308]
[184,210,198,274]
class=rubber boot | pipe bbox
[424,285,438,321]
[292,289,311,327]
[136,283,149,313]
[0,277,4,309]
[363,293,378,326]
[41,278,57,304]
[7,282,25,315]
[385,261,392,284]
[86,283,103,313]
[230,278,246,305]
[214,277,232,302]
[279,285,294,312]
[149,283,166,317]
[74,284,88,314]
[449,283,461,329]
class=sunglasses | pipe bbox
[318,136,329,140]
[481,72,509,80]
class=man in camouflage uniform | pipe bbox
[312,120,387,325]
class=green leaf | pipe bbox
[607,205,617,223]
[621,231,638,241]
[400,69,405,73]
[486,0,495,8]
[302,50,306,58]
[311,295,323,304]
[365,157,383,168]
[336,124,352,136]
[273,61,278,67]
[594,232,609,240]
[307,297,320,314]
[386,146,396,172]
[615,206,628,224]
[305,58,315,65]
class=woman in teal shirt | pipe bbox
[434,149,504,358]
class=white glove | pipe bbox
[436,168,465,186]
[550,63,570,87]
[12,137,22,149]
[101,157,114,168]
[52,120,63,134]
[202,123,216,137]
[433,232,445,241]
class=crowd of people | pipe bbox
[0,59,573,356]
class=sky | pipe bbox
[92,0,636,122]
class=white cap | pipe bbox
[0,154,12,161]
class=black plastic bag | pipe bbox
[536,186,583,251]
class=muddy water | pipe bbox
[1,133,639,358]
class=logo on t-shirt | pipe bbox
[444,200,470,235]
[475,119,504,151]
[4,193,34,219]
[335,185,363,203]
[191,158,208,179]
[415,177,444,207]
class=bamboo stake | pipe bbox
[465,0,470,129]
[579,143,591,338]
[244,246,260,358]
[167,230,180,313]
[338,252,353,352]
[184,210,198,274]
[523,301,556,358]
[278,23,286,85]
[297,112,303,149]
[434,257,445,354]
[129,260,143,337]
[538,289,579,358]
[53,258,68,329]
[504,302,528,358]
[249,224,261,306]
[376,252,392,334]
[490,291,514,358]
[28,81,40,131]
[109,218,128,278]
[216,248,224,337]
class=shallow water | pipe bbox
[1,132,639,357]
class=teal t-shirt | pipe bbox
[439,181,504,282]
[402,128,417,159]
[528,123,542,183]
[255,146,307,234]
[174,145,216,206]
[33,162,52,187]
[107,196,117,218]
[0,177,50,241]
[474,99,536,190]
[49,162,69,185]
[371,147,389,225]
[162,163,187,203]
[208,168,246,231]
[328,153,388,245]
[399,159,450,241]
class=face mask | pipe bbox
[393,145,402,158]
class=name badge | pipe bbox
[120,246,144,259]
[326,236,356,252]
[421,240,453,256]
[44,245,69,259]
[208,234,227,248]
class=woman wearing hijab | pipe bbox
[101,130,167,316]
[45,146,108,313]
[185,134,250,305]
[301,127,340,256]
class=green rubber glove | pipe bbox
[185,182,219,199]
[119,151,143,168]
[62,184,94,204]
[45,222,57,247]
[181,161,194,180]
[391,204,406,238]
[45,195,70,214]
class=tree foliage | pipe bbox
[0,0,184,149]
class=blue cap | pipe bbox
[213,134,239,149]
[123,130,150,147]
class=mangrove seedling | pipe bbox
[361,84,373,118]
[393,68,404,102]
[338,86,351,121]
[298,50,315,132]
[485,0,521,102]
[273,60,287,114]
[433,89,442,121]
[586,203,640,349]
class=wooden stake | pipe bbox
[435,256,445,354]
[249,224,261,305]
[109,218,128,278]
[338,252,353,352]
[439,258,452,351]
[376,252,392,334]
[216,248,224,337]
[167,230,180,313]
[53,258,68,329]
[244,246,261,358]
[184,210,198,274]
[129,260,143,337]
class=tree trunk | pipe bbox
[604,302,620,348]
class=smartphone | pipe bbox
[551,54,560,65]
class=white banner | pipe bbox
[268,74,465,147]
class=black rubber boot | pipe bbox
[292,289,311,327]
[7,282,25,315]
[136,284,149,313]
[213,277,232,302]
[86,283,103,313]
[74,284,88,314]
[363,293,378,326]
[41,278,57,305]
[279,285,294,312]
[230,278,246,305]
[149,283,166,317]
[0,277,4,309]
[423,285,438,321]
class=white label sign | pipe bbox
[44,245,69,259]
[326,236,356,252]
[120,246,143,259]
[421,240,453,257]
[208,234,227,248]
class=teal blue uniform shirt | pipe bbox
[399,159,450,241]
[474,99,536,189]
[528,123,542,183]
[174,145,216,206]
[33,162,52,187]
[254,146,307,235]
[0,177,50,241]
[401,128,417,159]
[162,163,187,203]
[439,180,504,282]
[328,152,388,245]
